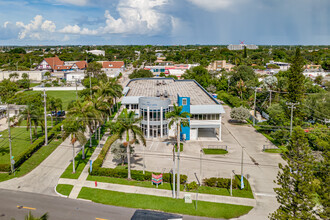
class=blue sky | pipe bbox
[0,0,329,45]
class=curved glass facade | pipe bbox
[139,97,170,138]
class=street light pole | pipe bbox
[253,88,257,126]
[176,120,181,199]
[286,102,299,136]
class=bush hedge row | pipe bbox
[0,122,63,172]
[203,176,251,191]
[217,91,248,108]
[90,134,187,184]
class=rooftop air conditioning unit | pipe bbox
[164,90,168,98]
[162,80,166,85]
[156,90,160,97]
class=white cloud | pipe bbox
[187,0,239,11]
[56,0,89,6]
[15,15,56,39]
[59,24,98,35]
[102,0,172,35]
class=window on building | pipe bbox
[182,98,187,105]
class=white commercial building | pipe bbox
[121,78,225,141]
[86,50,105,56]
[0,70,45,81]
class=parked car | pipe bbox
[57,110,65,117]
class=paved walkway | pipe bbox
[59,177,256,207]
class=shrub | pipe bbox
[188,181,198,190]
[230,106,250,122]
[202,176,250,191]
[217,91,248,108]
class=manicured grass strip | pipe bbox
[87,175,254,199]
[203,148,228,155]
[78,187,253,219]
[264,148,282,153]
[0,139,62,182]
[0,127,43,164]
[87,175,184,191]
[56,184,74,196]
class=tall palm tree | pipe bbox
[115,108,146,179]
[17,104,38,144]
[166,104,190,199]
[67,100,102,159]
[62,119,86,173]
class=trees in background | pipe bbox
[271,127,317,219]
[129,69,153,79]
[230,106,250,122]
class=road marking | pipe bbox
[17,205,36,210]
[96,218,109,220]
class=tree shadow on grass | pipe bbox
[0,147,9,156]
[131,209,182,220]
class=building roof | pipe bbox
[100,61,125,69]
[44,56,64,69]
[190,105,225,114]
[122,96,144,104]
[125,78,219,106]
[55,65,72,70]
[75,61,88,69]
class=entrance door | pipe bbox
[153,129,157,138]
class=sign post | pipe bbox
[89,160,93,173]
[152,173,163,188]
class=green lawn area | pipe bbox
[0,138,62,182]
[24,90,81,110]
[78,187,253,219]
[203,148,228,155]
[87,175,254,199]
[264,148,282,153]
[0,127,43,164]
[56,184,74,196]
[60,133,100,179]
[30,83,41,87]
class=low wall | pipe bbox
[33,86,85,91]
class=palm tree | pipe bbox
[166,104,190,199]
[67,100,102,159]
[25,211,48,220]
[62,119,86,173]
[92,78,122,115]
[115,108,146,179]
[17,104,38,144]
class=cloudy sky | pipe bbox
[0,0,329,45]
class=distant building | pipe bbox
[266,61,290,71]
[227,44,258,50]
[0,70,45,81]
[37,56,87,72]
[145,64,198,77]
[0,104,26,118]
[66,72,85,82]
[86,50,105,56]
[207,60,235,72]
[98,61,125,78]
[303,69,327,79]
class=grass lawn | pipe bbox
[24,90,81,110]
[56,184,74,196]
[78,187,253,219]
[203,148,228,155]
[60,134,100,179]
[174,143,183,152]
[0,138,62,182]
[0,127,43,164]
[30,83,41,87]
[264,148,282,153]
[87,175,254,199]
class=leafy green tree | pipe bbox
[230,106,250,122]
[62,119,87,173]
[287,48,305,103]
[85,62,106,80]
[129,69,153,79]
[114,108,146,179]
[9,72,19,82]
[267,103,289,126]
[314,75,323,85]
[270,127,317,220]
[0,79,18,102]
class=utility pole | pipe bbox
[200,149,203,182]
[230,170,234,196]
[7,104,14,173]
[176,119,181,199]
[43,89,48,145]
[269,90,272,106]
[253,88,257,126]
[241,148,244,183]
[286,102,299,136]
[172,148,176,199]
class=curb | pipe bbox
[54,184,69,198]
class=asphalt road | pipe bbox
[0,189,214,220]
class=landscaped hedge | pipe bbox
[217,91,248,108]
[203,175,251,191]
[91,134,187,184]
[0,122,63,172]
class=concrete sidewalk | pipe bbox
[59,178,256,207]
